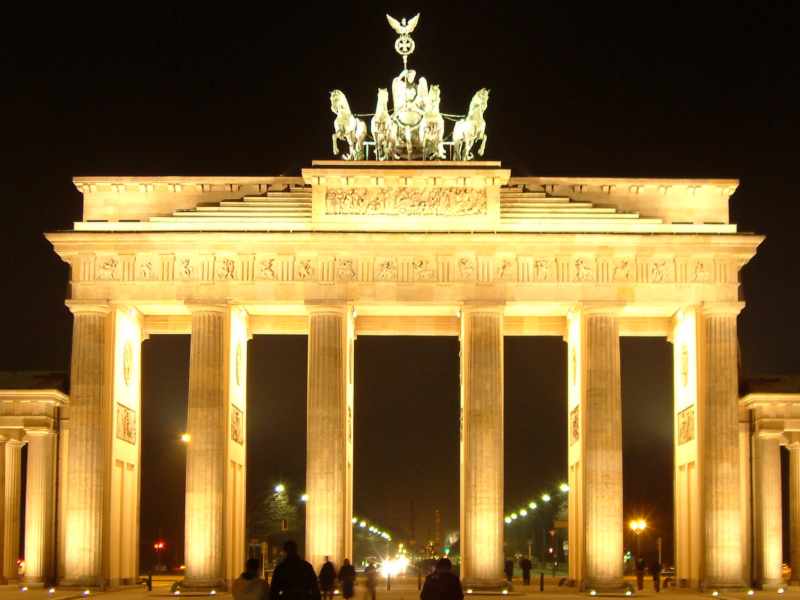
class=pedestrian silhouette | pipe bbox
[339,558,356,600]
[233,558,270,600]
[364,562,378,600]
[319,556,337,600]
[504,559,513,582]
[635,558,646,591]
[420,558,463,600]
[269,540,321,600]
[519,556,532,585]
[650,561,662,593]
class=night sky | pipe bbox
[2,2,799,566]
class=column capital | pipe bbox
[65,300,111,315]
[567,302,625,318]
[305,303,351,316]
[460,303,504,316]
[700,302,745,317]
[184,302,231,314]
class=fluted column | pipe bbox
[700,306,743,589]
[24,431,56,584]
[753,433,783,588]
[581,311,623,590]
[62,304,111,585]
[789,445,800,585]
[184,307,227,589]
[0,437,7,584]
[460,306,505,589]
[306,306,353,571]
[4,440,23,581]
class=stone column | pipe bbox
[306,306,353,571]
[0,437,7,585]
[581,311,623,591]
[24,431,56,585]
[4,440,23,581]
[700,306,743,589]
[184,306,228,589]
[753,433,783,588]
[62,304,111,586]
[789,444,800,585]
[460,306,505,589]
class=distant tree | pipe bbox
[249,485,302,541]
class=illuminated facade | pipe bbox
[40,160,772,590]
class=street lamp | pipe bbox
[274,483,285,494]
[629,519,647,563]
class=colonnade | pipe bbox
[56,300,754,590]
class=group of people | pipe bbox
[635,558,663,592]
[233,541,463,600]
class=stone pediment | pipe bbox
[71,161,739,234]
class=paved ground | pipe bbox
[0,578,795,600]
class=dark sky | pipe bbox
[2,2,799,565]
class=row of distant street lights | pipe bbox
[271,481,392,541]
[504,482,569,525]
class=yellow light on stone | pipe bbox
[300,493,309,502]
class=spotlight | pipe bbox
[502,590,508,595]
[626,591,632,597]
[590,591,597,596]
[21,587,28,593]
[778,588,785,595]
[711,592,719,597]
[466,590,473,595]
[274,483,285,493]
[210,591,217,596]
[747,591,754,597]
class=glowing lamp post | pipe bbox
[153,540,166,570]
[629,519,647,562]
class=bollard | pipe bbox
[540,572,544,592]
[147,573,152,592]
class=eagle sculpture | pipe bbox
[386,13,420,36]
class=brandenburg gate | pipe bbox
[32,11,777,594]
[46,161,762,591]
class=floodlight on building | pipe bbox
[778,588,785,595]
[625,590,633,596]
[301,494,309,502]
[210,591,217,596]
[747,591,755,597]
[180,433,191,443]
[48,589,55,595]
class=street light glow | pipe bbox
[510,513,518,520]
[541,493,551,502]
[300,493,309,502]
[180,433,191,443]
[274,483,285,493]
[629,519,647,533]
[559,483,570,493]
[520,509,528,517]
[529,502,537,510]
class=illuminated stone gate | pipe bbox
[42,161,766,590]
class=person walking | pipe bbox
[365,562,378,600]
[233,558,270,600]
[504,559,514,583]
[635,557,646,591]
[519,556,532,586]
[319,556,337,600]
[650,561,662,593]
[339,559,356,600]
[269,540,321,600]
[420,558,463,600]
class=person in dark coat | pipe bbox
[339,559,356,600]
[319,557,337,600]
[504,559,514,582]
[635,558,646,591]
[269,540,321,600]
[650,561,662,593]
[519,557,532,585]
[364,563,378,600]
[420,558,463,600]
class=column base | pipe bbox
[180,578,228,592]
[699,580,747,592]
[755,579,784,590]
[462,578,512,593]
[580,578,630,594]
[58,578,110,590]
